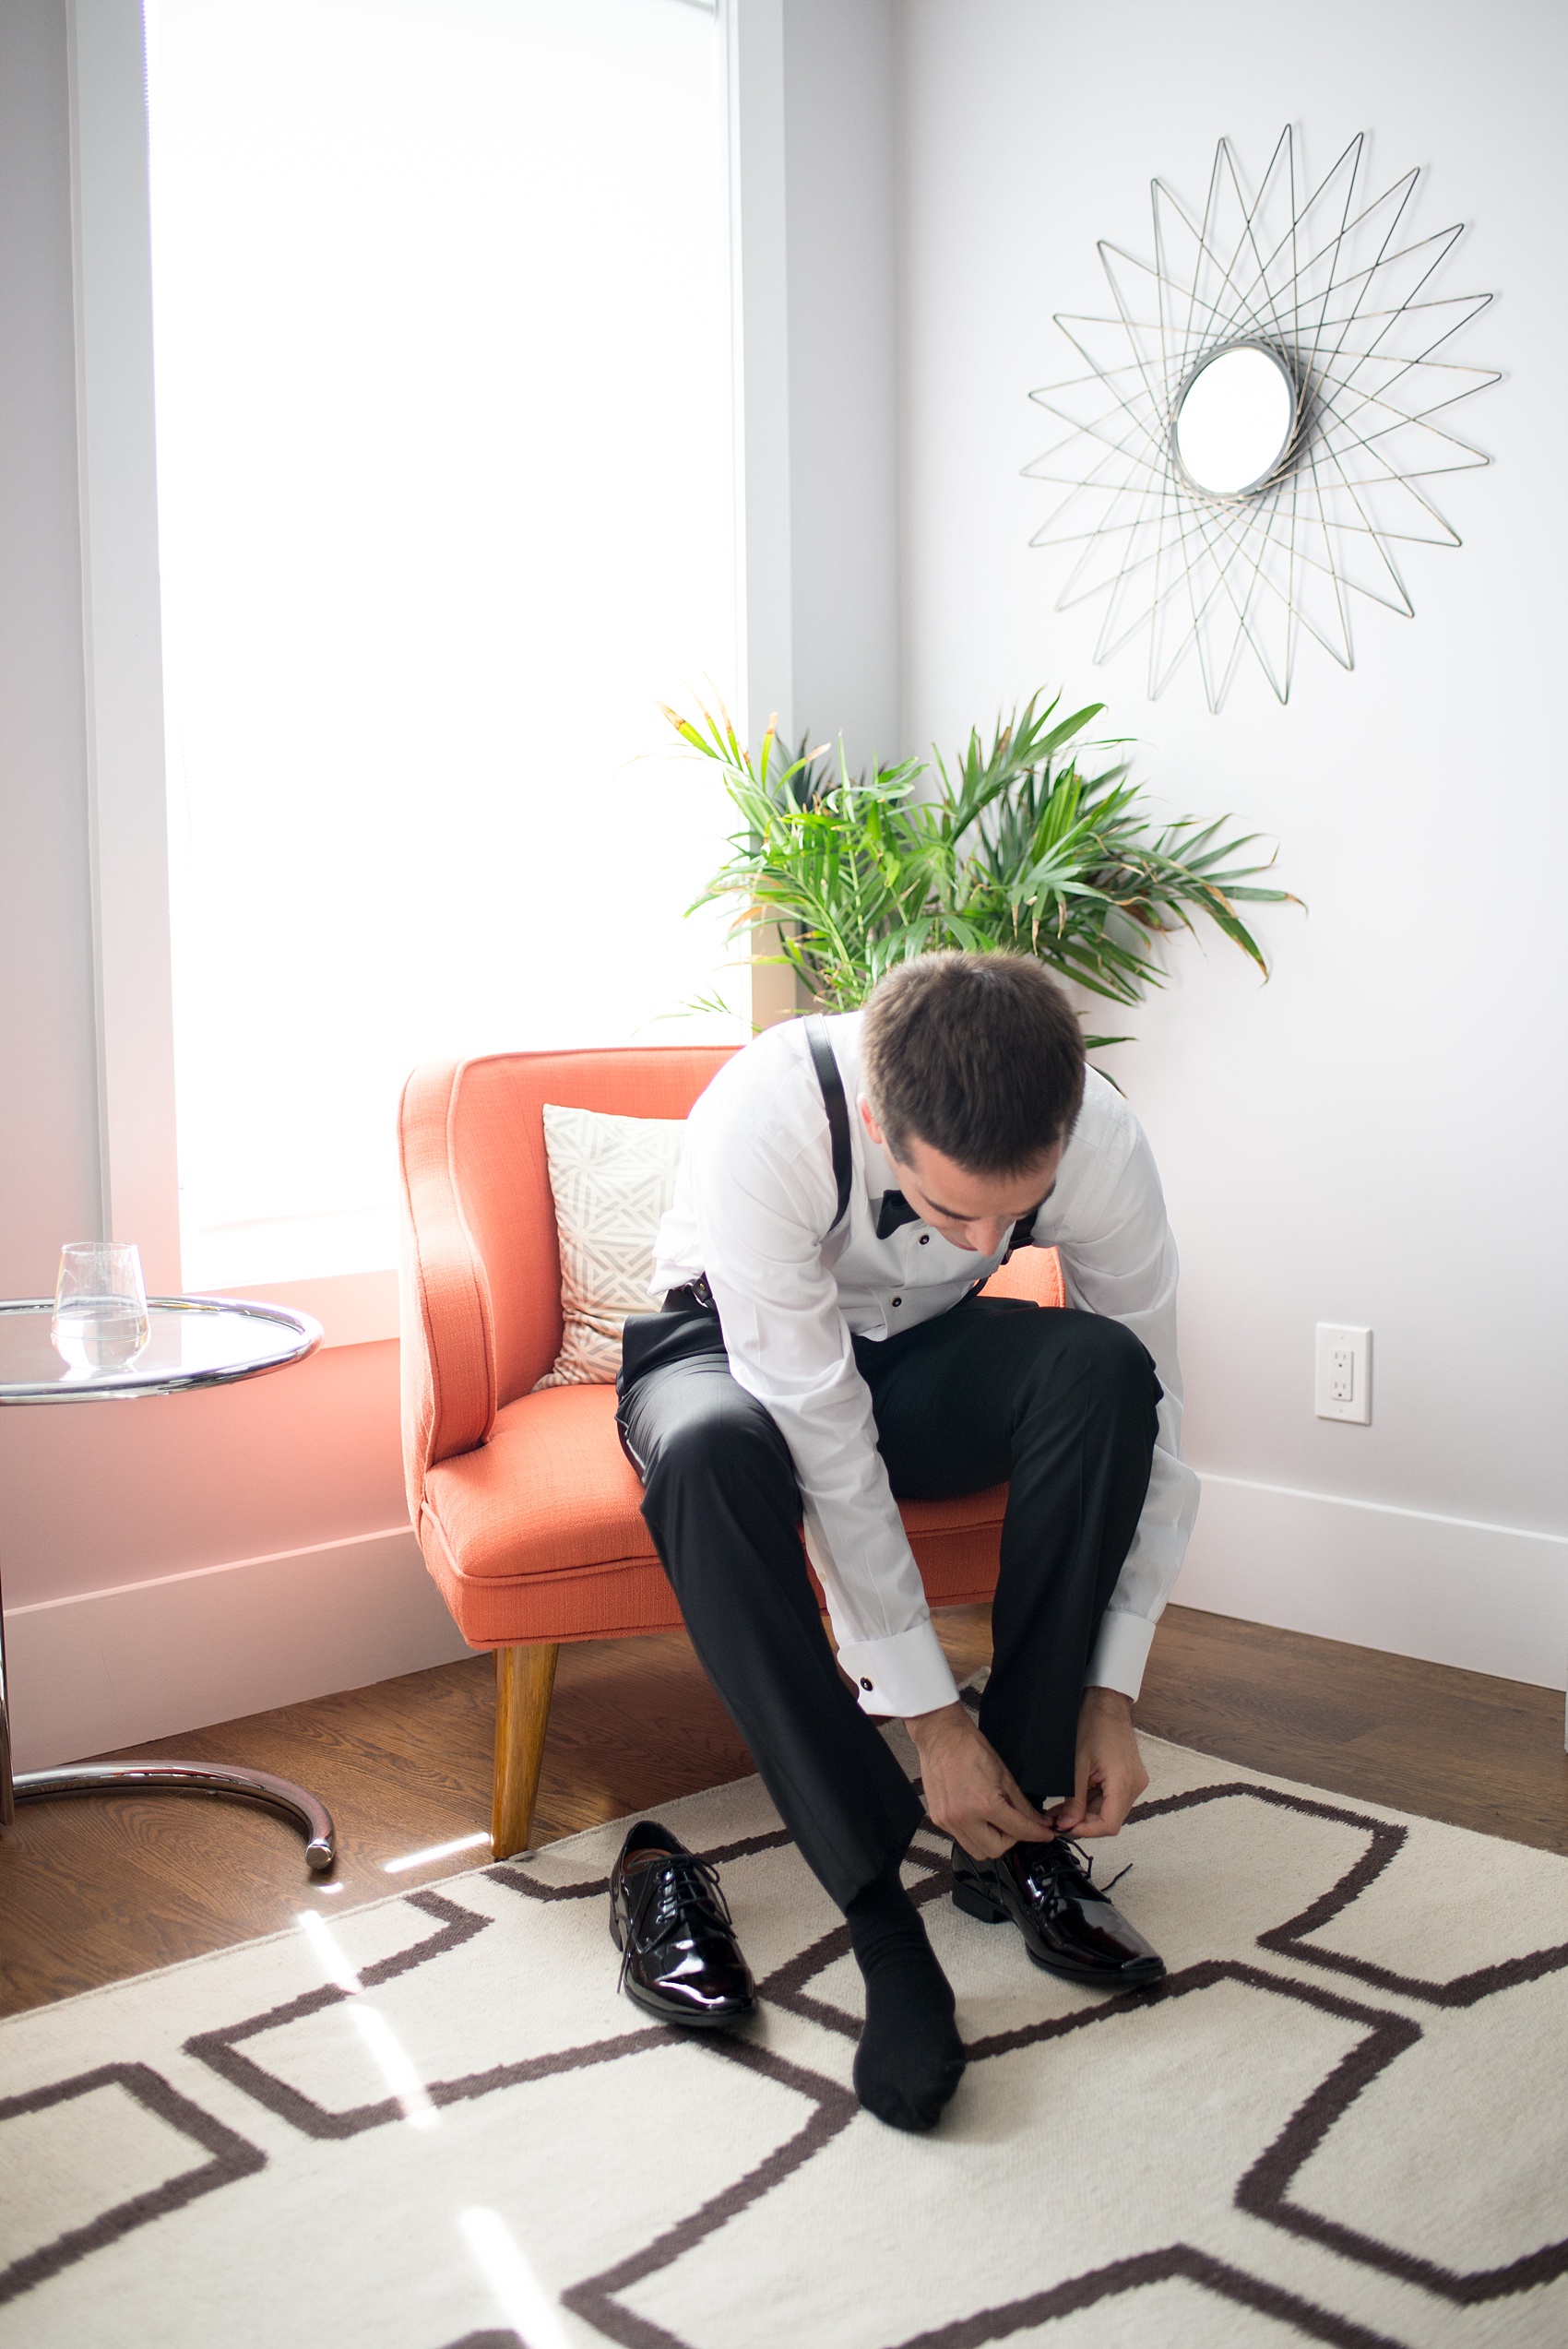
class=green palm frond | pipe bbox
[675,689,1299,1022]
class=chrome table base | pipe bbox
[11,1759,336,1870]
[0,1295,333,1877]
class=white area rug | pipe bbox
[2,1726,1565,2349]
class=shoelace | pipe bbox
[1019,1837,1132,1901]
[620,1850,735,1993]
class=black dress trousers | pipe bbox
[616,1292,1160,1913]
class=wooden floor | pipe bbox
[2,1603,1563,2019]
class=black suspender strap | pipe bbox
[1004,1208,1039,1259]
[803,1014,853,1231]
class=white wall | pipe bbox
[783,0,901,765]
[897,0,1568,1684]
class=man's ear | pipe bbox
[857,1093,885,1149]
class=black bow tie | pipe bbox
[876,1191,1044,1248]
[876,1190,922,1239]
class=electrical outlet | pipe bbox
[1315,1323,1372,1424]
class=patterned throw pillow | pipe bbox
[533,1102,687,1388]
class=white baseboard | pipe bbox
[1180,1473,1568,1692]
[3,1527,476,1772]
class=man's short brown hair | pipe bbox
[860,952,1086,1175]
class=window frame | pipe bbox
[66,0,793,1347]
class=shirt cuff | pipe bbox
[1085,1608,1156,1701]
[836,1619,959,1718]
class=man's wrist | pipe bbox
[1081,1684,1134,1720]
[905,1699,970,1752]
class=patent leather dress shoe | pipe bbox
[610,1821,756,2028]
[951,1838,1166,1988]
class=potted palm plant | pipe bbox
[669,691,1296,1042]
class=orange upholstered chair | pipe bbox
[398,1046,1064,1858]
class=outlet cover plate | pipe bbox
[1315,1323,1372,1424]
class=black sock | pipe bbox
[844,1859,966,2132]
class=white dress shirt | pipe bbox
[650,1012,1199,1720]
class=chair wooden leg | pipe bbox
[492,1642,560,1861]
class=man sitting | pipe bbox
[612,952,1198,2130]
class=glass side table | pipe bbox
[0,1296,338,1871]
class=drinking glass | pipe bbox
[52,1241,150,1372]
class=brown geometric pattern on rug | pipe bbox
[544,1959,1430,2349]
[1139,1783,1568,2009]
[0,2062,265,2307]
[485,1827,796,1908]
[181,1885,671,2141]
[170,1781,1568,2338]
[437,2263,1417,2349]
[557,2246,1420,2349]
[831,2248,1414,2349]
[5,1749,1565,2347]
[1234,1960,1568,2309]
[498,1785,1568,2343]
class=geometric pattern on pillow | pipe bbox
[532,1102,687,1388]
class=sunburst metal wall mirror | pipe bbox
[1027,129,1499,711]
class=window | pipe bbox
[143,0,742,1290]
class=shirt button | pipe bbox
[860,1677,873,1691]
[891,1296,902,1308]
[919,1233,930,1244]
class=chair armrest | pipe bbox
[398,1062,499,1518]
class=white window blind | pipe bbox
[144,0,742,1290]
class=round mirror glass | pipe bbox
[1173,343,1297,496]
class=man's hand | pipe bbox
[1049,1687,1148,1841]
[905,1702,1055,1860]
